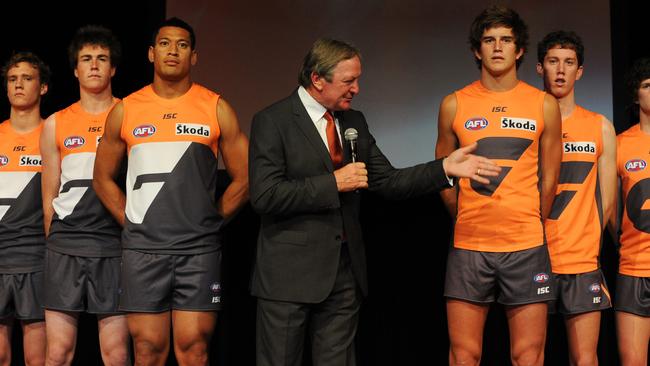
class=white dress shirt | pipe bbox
[297,86,342,152]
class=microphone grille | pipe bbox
[344,128,358,141]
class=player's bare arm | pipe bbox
[215,98,249,219]
[607,173,622,245]
[539,93,562,219]
[92,102,127,226]
[40,114,61,236]
[598,116,617,227]
[436,93,460,218]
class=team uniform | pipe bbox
[615,124,650,317]
[444,80,554,304]
[0,121,45,320]
[119,83,224,312]
[545,106,611,314]
[44,101,122,314]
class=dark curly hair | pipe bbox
[537,30,584,66]
[68,25,122,70]
[468,5,528,69]
[626,57,650,121]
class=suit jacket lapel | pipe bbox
[290,92,334,171]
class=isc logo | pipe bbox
[0,155,8,166]
[533,273,549,283]
[593,297,602,304]
[465,117,488,130]
[537,286,550,295]
[133,125,156,138]
[19,155,42,166]
[176,123,210,137]
[64,136,85,149]
[625,159,647,172]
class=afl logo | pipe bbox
[625,159,647,172]
[533,273,549,283]
[589,283,601,293]
[133,125,156,138]
[0,155,8,166]
[210,282,221,293]
[64,136,85,149]
[465,117,488,130]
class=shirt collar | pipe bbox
[298,86,328,123]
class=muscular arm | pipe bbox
[539,94,562,220]
[435,94,460,218]
[607,179,622,245]
[598,116,617,227]
[92,102,127,226]
[607,137,622,245]
[40,114,61,236]
[215,98,249,219]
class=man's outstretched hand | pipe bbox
[443,142,501,184]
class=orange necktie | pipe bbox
[324,111,343,168]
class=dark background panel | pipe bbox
[0,0,165,119]
[611,0,650,132]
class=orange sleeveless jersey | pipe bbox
[48,100,122,257]
[453,81,546,252]
[0,121,45,272]
[120,84,223,254]
[545,106,604,274]
[617,124,650,277]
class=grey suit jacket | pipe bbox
[249,90,451,303]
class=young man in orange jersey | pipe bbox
[436,6,562,366]
[611,58,650,366]
[537,30,616,366]
[93,18,250,366]
[39,26,129,366]
[0,52,49,366]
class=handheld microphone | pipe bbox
[344,128,360,194]
[344,128,358,163]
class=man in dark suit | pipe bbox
[249,38,500,366]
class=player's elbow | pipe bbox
[92,178,104,199]
[92,173,110,202]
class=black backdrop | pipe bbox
[2,0,649,364]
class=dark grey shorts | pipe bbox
[43,249,121,314]
[119,249,223,312]
[615,274,650,317]
[444,244,555,305]
[549,269,612,315]
[0,271,44,320]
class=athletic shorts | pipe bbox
[43,249,121,314]
[549,269,612,315]
[0,272,44,320]
[444,244,555,305]
[615,274,650,317]
[119,249,223,312]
